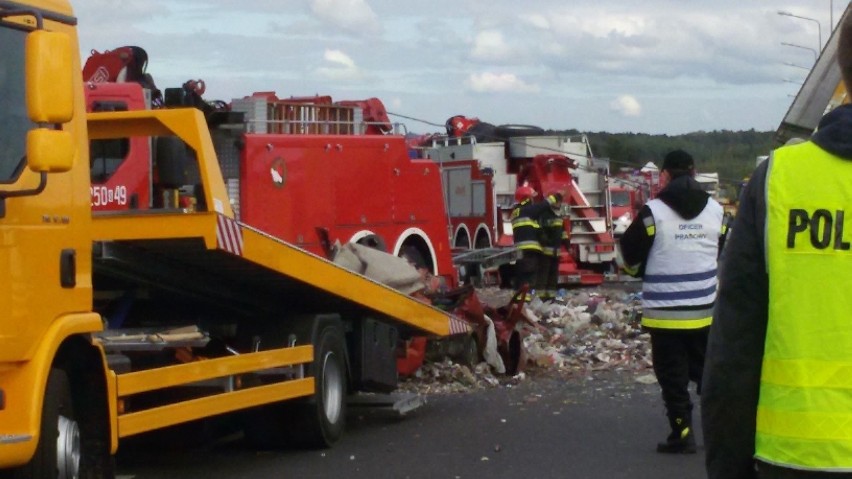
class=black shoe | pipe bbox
[656,426,697,454]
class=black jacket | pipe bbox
[702,103,852,479]
[537,206,565,251]
[512,199,553,251]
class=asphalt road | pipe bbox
[115,370,706,479]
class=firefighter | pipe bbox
[619,149,725,454]
[538,191,570,301]
[703,17,852,478]
[510,184,545,301]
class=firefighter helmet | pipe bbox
[515,185,536,202]
[545,191,564,211]
[545,191,563,205]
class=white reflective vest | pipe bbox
[641,197,723,329]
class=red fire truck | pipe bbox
[82,47,501,287]
[609,163,661,237]
[428,118,619,285]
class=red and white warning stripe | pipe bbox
[449,316,472,335]
[216,215,244,256]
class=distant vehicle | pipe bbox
[609,185,644,237]
[421,119,618,285]
[695,172,720,200]
[609,165,660,238]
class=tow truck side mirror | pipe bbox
[27,129,74,173]
[25,30,75,173]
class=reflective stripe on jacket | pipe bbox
[640,197,723,329]
[756,141,852,471]
[511,199,543,252]
[540,210,567,257]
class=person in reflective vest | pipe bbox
[619,149,725,454]
[538,191,570,301]
[703,17,852,478]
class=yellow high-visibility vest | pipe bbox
[757,141,852,471]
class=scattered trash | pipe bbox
[400,285,650,395]
[635,374,658,385]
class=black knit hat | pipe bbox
[662,149,695,177]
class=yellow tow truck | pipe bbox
[0,1,461,476]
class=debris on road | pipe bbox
[400,285,651,395]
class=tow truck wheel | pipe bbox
[296,322,347,448]
[4,368,79,479]
[243,320,347,449]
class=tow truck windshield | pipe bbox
[0,23,33,183]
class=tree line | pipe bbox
[549,128,776,201]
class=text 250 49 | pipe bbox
[90,185,128,207]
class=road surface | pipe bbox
[116,369,706,479]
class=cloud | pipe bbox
[72,0,824,134]
[466,72,540,93]
[520,14,550,30]
[471,30,512,61]
[315,49,361,80]
[610,95,642,117]
[310,0,381,36]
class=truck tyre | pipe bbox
[494,124,545,139]
[4,368,79,479]
[243,320,347,449]
[296,322,347,448]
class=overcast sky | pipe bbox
[73,1,846,135]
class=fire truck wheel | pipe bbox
[6,368,80,479]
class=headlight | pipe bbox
[617,212,632,223]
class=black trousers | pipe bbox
[515,250,542,296]
[649,328,709,420]
[547,255,559,294]
[536,254,559,298]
